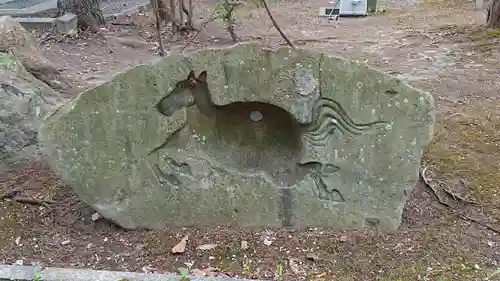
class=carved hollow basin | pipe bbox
[39,43,435,231]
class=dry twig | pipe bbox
[261,0,295,49]
[38,33,72,48]
[13,196,56,207]
[110,22,135,26]
[223,0,239,42]
[420,165,445,204]
[181,6,218,52]
[0,181,31,200]
[0,185,23,200]
[420,165,500,235]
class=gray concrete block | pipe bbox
[0,265,264,281]
[0,264,43,280]
[14,16,55,30]
[56,12,76,33]
[0,0,56,17]
[10,13,75,32]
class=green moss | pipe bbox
[470,28,500,41]
[0,52,21,72]
[424,103,500,215]
[374,256,488,281]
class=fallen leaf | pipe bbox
[204,267,219,277]
[191,268,206,277]
[172,235,189,253]
[263,238,273,246]
[196,243,218,250]
[339,235,347,242]
[91,212,101,221]
[241,240,249,249]
[306,252,320,261]
[306,251,335,262]
[289,258,305,276]
[316,272,331,280]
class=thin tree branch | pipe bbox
[13,196,56,207]
[0,185,23,200]
[0,181,31,200]
[181,6,218,52]
[261,0,295,49]
[153,0,165,56]
[224,0,238,41]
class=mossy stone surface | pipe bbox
[39,43,435,231]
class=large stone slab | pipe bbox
[39,43,435,231]
[0,52,64,172]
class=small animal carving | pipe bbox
[155,70,304,185]
[156,70,386,145]
[153,70,386,189]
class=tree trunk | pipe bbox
[487,0,500,28]
[151,0,169,22]
[187,0,193,28]
[178,0,184,26]
[169,0,179,33]
[57,0,105,31]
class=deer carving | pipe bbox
[153,70,386,187]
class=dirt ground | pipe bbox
[1,0,500,280]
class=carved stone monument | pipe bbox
[39,43,435,231]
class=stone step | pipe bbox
[10,13,77,33]
[0,0,56,17]
[0,264,264,281]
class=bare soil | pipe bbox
[2,0,500,280]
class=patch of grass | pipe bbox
[374,256,488,281]
[445,256,488,280]
[470,28,500,41]
[466,28,500,54]
[32,273,44,281]
[178,267,190,281]
[424,103,500,214]
[275,263,283,280]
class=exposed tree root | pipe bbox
[420,165,500,235]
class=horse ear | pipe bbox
[187,70,195,80]
[198,71,207,82]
